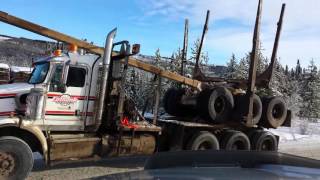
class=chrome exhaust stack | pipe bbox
[94,28,117,130]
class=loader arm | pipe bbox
[0,11,202,90]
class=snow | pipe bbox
[0,64,32,72]
[0,63,10,69]
[0,36,11,42]
[11,66,33,73]
[270,119,320,142]
[269,128,314,142]
[269,119,320,160]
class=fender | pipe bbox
[0,119,49,164]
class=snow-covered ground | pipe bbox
[270,119,320,160]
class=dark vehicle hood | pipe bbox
[92,151,320,180]
[93,165,320,180]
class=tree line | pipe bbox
[225,54,320,124]
[126,40,319,126]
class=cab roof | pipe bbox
[33,52,100,66]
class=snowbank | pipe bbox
[0,63,10,69]
[269,128,310,142]
[0,36,11,41]
[270,120,320,142]
[11,66,33,73]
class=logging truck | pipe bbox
[0,1,291,179]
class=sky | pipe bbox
[0,0,319,68]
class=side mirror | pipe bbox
[132,44,140,55]
[119,43,126,56]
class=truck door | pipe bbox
[45,64,88,130]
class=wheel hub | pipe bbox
[0,152,15,177]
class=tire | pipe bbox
[0,136,34,179]
[163,88,196,117]
[251,131,278,151]
[261,97,288,128]
[233,94,262,125]
[221,131,250,150]
[246,129,263,140]
[186,131,219,150]
[197,87,234,123]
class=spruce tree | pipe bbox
[190,38,208,74]
[154,48,161,67]
[295,59,302,79]
[299,60,320,122]
[236,54,250,79]
[226,54,238,79]
[285,65,289,76]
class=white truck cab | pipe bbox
[25,51,101,131]
[0,30,154,179]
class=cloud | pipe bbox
[135,0,320,68]
[136,0,193,20]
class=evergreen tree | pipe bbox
[173,47,183,73]
[236,54,250,79]
[169,53,176,71]
[285,65,289,76]
[234,51,267,80]
[202,52,209,66]
[190,39,208,65]
[225,54,238,79]
[190,38,201,64]
[299,60,320,122]
[256,51,268,75]
[154,48,161,67]
[290,68,295,78]
[189,38,209,76]
[295,59,302,79]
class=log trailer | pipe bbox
[0,0,291,179]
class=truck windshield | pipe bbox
[29,62,50,84]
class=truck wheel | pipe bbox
[261,97,287,128]
[221,131,250,150]
[0,136,33,179]
[197,87,234,123]
[187,131,219,150]
[251,131,278,151]
[233,94,262,125]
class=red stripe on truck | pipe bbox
[47,94,96,100]
[0,111,16,116]
[0,93,16,97]
[45,111,94,116]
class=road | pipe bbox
[278,137,320,160]
[27,156,146,180]
[28,140,320,179]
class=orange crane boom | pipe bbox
[0,11,202,89]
